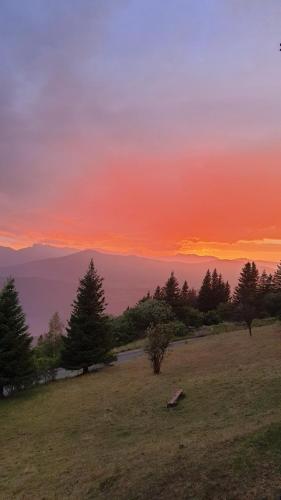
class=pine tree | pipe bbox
[0,278,34,397]
[198,269,213,312]
[138,291,151,304]
[62,260,113,373]
[187,288,198,308]
[210,270,230,309]
[223,281,231,303]
[161,272,181,315]
[153,285,163,301]
[180,280,189,304]
[210,269,219,309]
[273,261,281,292]
[217,274,231,305]
[259,270,274,296]
[234,262,259,336]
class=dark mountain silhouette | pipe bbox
[0,248,277,336]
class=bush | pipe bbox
[33,352,60,383]
[111,299,174,346]
[145,323,171,374]
[110,313,135,346]
[217,302,235,322]
[180,306,204,328]
[166,320,187,338]
[203,310,221,325]
[262,292,281,317]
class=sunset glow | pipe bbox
[1,1,281,261]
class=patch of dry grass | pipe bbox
[1,322,281,499]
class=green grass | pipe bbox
[1,322,281,499]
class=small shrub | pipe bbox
[145,323,172,374]
[166,320,187,338]
[203,310,221,325]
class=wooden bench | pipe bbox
[167,389,185,408]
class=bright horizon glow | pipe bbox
[2,235,281,263]
[1,1,281,262]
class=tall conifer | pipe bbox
[161,272,181,314]
[153,285,163,301]
[234,262,259,336]
[198,269,213,312]
[62,260,112,373]
[0,278,34,397]
[273,261,281,292]
[180,280,189,304]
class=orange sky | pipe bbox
[2,146,281,262]
[1,1,281,262]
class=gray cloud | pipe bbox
[0,0,125,199]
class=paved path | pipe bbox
[56,335,207,380]
[116,338,192,364]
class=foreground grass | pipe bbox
[1,322,281,499]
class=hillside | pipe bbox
[0,248,277,336]
[1,323,281,499]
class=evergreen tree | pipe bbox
[138,291,151,304]
[153,285,163,301]
[257,270,274,317]
[198,269,213,312]
[210,270,230,309]
[0,278,34,397]
[62,260,113,374]
[273,261,281,292]
[211,268,219,306]
[187,288,198,308]
[234,262,259,336]
[223,281,231,303]
[180,280,189,304]
[161,272,181,315]
[217,275,231,305]
[259,270,274,296]
[210,269,219,309]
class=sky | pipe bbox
[1,0,281,261]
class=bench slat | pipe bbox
[167,389,185,407]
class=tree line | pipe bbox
[0,260,114,398]
[113,261,281,345]
[1,259,281,396]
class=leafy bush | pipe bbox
[166,320,187,337]
[111,299,174,346]
[180,306,204,328]
[145,323,172,374]
[216,302,235,322]
[203,310,221,325]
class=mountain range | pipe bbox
[0,244,278,336]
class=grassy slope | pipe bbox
[1,323,281,499]
[113,317,277,353]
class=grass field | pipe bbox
[1,322,281,499]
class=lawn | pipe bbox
[1,322,281,499]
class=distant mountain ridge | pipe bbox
[0,245,278,336]
[0,244,77,267]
